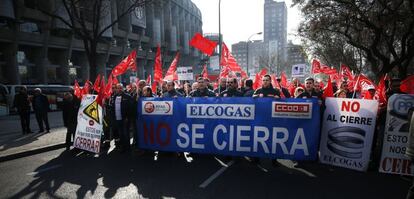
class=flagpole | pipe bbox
[352,74,361,99]
[218,0,222,66]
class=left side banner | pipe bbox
[73,95,103,153]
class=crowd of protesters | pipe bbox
[12,75,411,170]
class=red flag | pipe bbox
[189,32,217,56]
[74,80,82,99]
[219,65,231,79]
[127,49,137,72]
[376,75,387,105]
[340,64,354,81]
[146,74,151,85]
[253,68,268,90]
[220,43,229,67]
[151,81,158,95]
[93,74,101,93]
[104,75,113,99]
[240,70,248,79]
[112,50,137,76]
[321,66,338,75]
[355,74,376,92]
[220,43,243,72]
[96,77,106,106]
[400,75,414,94]
[281,72,288,88]
[322,77,334,99]
[202,64,209,79]
[153,45,163,83]
[364,90,373,100]
[312,59,321,74]
[163,52,180,81]
[112,75,119,85]
[82,80,91,96]
[330,73,342,86]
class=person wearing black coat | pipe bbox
[13,86,32,134]
[242,79,255,97]
[32,88,50,133]
[253,75,281,98]
[220,77,243,97]
[62,92,80,150]
[190,77,216,97]
[110,84,133,152]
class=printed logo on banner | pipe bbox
[327,127,366,159]
[319,98,378,171]
[186,104,255,120]
[142,101,173,115]
[83,100,100,123]
[391,95,414,119]
[272,102,312,119]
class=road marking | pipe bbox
[26,164,62,176]
[184,152,193,163]
[293,167,317,178]
[256,164,268,172]
[199,160,234,188]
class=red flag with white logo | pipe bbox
[163,52,180,81]
[312,59,321,74]
[112,49,137,76]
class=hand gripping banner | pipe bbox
[137,97,321,160]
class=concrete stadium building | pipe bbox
[0,0,203,85]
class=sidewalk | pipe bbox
[0,111,67,162]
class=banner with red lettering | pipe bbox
[319,98,378,171]
[73,95,103,154]
[379,94,414,176]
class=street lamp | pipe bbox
[218,0,222,65]
[246,32,262,77]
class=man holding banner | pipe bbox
[252,75,281,166]
[253,75,281,99]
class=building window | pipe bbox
[20,22,41,34]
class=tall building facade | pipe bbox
[287,41,307,66]
[232,40,278,75]
[264,0,287,61]
[0,0,203,85]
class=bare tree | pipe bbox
[39,0,150,81]
[294,0,414,78]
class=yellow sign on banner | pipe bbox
[83,100,100,124]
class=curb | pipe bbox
[0,142,66,162]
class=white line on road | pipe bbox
[199,160,235,188]
[26,164,62,176]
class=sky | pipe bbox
[192,0,303,50]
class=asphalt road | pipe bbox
[0,148,410,199]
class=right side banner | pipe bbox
[379,94,414,176]
[319,98,378,171]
